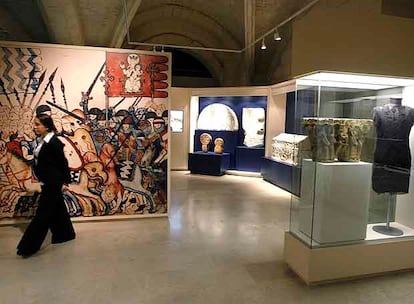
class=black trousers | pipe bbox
[17,184,75,255]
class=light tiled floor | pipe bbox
[2,171,414,304]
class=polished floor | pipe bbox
[2,171,414,304]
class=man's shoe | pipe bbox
[51,234,76,244]
[17,250,36,258]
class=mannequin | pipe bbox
[372,98,414,236]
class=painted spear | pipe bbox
[28,69,46,108]
[112,97,126,109]
[22,68,36,107]
[61,78,68,110]
[80,62,106,116]
[13,87,22,107]
[50,81,56,104]
[34,67,58,109]
[46,100,84,122]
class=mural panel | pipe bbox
[0,43,170,219]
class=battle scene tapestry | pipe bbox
[0,43,170,219]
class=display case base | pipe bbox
[261,157,301,196]
[235,146,264,172]
[284,232,414,285]
[188,152,230,176]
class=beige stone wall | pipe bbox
[291,0,414,78]
[170,87,192,170]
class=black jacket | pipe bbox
[34,135,71,185]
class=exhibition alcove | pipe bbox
[188,94,268,175]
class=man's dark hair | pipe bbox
[36,114,57,132]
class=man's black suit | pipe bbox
[33,135,71,185]
[17,134,75,256]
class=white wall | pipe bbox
[265,93,288,157]
[170,87,192,170]
[395,86,414,227]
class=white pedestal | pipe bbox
[284,232,414,285]
[395,170,414,228]
[299,160,372,244]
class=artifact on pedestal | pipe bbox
[271,133,308,166]
[242,108,265,147]
[200,133,212,152]
[303,117,373,162]
[214,138,224,154]
[347,119,372,162]
[303,118,336,162]
[335,119,351,162]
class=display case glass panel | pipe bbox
[289,72,414,248]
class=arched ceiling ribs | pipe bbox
[0,6,31,41]
[135,3,242,47]
[129,4,242,49]
[129,20,237,59]
[142,32,224,67]
[110,0,142,48]
[39,0,85,45]
[138,32,225,85]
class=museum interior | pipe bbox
[1,0,414,303]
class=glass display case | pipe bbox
[289,72,414,248]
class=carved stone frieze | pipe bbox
[302,118,373,162]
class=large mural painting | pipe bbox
[0,43,170,219]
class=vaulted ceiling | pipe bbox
[0,0,317,86]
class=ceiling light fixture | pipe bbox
[274,30,282,41]
[123,0,322,53]
[260,38,267,50]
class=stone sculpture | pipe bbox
[271,133,308,166]
[303,118,336,162]
[200,133,212,152]
[303,117,373,162]
[242,108,265,147]
[214,138,224,154]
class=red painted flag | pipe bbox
[105,52,169,98]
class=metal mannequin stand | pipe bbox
[372,193,404,236]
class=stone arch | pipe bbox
[129,5,242,50]
[141,32,225,84]
[0,7,31,41]
[127,4,247,85]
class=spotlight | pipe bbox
[274,31,282,41]
[260,38,267,50]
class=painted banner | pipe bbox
[0,42,170,219]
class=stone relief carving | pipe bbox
[271,133,308,166]
[303,118,373,162]
[197,103,239,131]
[242,108,265,147]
